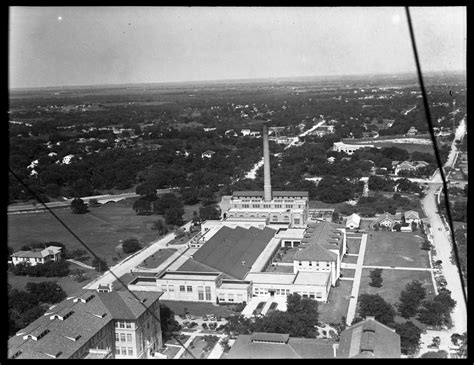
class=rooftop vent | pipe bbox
[50,310,74,321]
[23,329,50,341]
[90,312,107,319]
[64,334,81,342]
[74,294,95,303]
[43,351,63,359]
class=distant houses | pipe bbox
[345,213,361,230]
[393,160,429,175]
[406,126,418,137]
[10,246,62,267]
[201,150,216,159]
[373,210,421,231]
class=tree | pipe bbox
[358,294,395,326]
[165,207,184,226]
[199,204,221,221]
[224,315,254,336]
[417,300,446,327]
[88,198,100,207]
[152,219,166,235]
[397,280,426,318]
[70,198,89,214]
[395,321,422,355]
[421,239,431,250]
[122,238,141,254]
[133,198,152,215]
[160,304,181,342]
[25,281,66,304]
[92,257,108,272]
[136,182,157,201]
[153,193,183,215]
[420,350,448,358]
[369,268,383,288]
[451,332,467,358]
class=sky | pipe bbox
[9,6,466,89]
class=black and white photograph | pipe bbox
[8,6,466,359]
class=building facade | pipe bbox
[11,246,62,266]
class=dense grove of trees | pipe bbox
[224,293,319,338]
[357,294,396,326]
[11,260,70,277]
[8,281,66,336]
[397,280,427,318]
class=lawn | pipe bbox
[363,231,431,268]
[346,238,361,254]
[358,268,436,307]
[7,199,190,266]
[342,255,358,264]
[138,248,177,268]
[160,300,236,318]
[318,280,353,325]
[341,269,356,278]
[8,270,100,297]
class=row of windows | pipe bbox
[217,293,244,302]
[254,288,291,295]
[115,321,132,329]
[298,261,331,267]
[236,204,304,209]
[115,347,134,356]
[115,333,133,342]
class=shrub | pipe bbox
[122,239,142,254]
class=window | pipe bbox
[252,204,260,208]
[228,294,234,302]
[205,286,211,300]
[180,285,185,292]
[309,262,312,266]
[198,286,204,301]
[327,262,330,267]
[242,204,250,208]
[126,322,132,329]
[121,347,127,355]
[316,292,322,299]
[169,285,174,292]
[283,216,289,221]
[128,347,133,356]
[115,348,120,355]
[299,261,302,266]
[161,285,167,292]
[127,334,132,342]
[275,205,282,209]
[285,205,293,209]
[294,218,300,225]
[115,333,119,342]
[187,286,192,292]
[120,334,126,342]
[119,321,125,328]
[263,204,270,208]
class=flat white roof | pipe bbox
[245,272,296,285]
[159,271,220,281]
[249,237,282,273]
[218,281,251,290]
[225,217,267,222]
[293,271,331,286]
[276,228,306,240]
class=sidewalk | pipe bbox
[345,233,368,326]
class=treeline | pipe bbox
[8,281,66,337]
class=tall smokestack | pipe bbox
[262,121,272,201]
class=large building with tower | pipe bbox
[126,121,348,307]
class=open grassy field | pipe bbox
[8,267,100,297]
[318,280,353,325]
[358,268,436,307]
[8,199,199,266]
[363,231,430,268]
[341,269,356,278]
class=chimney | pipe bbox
[262,121,272,201]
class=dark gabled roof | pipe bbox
[8,290,162,359]
[226,334,335,359]
[251,332,289,343]
[178,226,276,280]
[337,317,401,358]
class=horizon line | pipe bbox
[9,69,466,92]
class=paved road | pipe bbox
[8,188,173,214]
[83,221,192,290]
[345,233,368,326]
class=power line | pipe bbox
[8,167,197,359]
[405,7,467,306]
